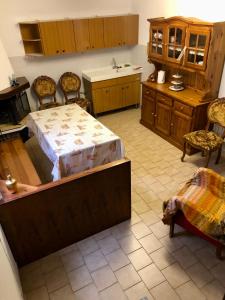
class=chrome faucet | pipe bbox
[112,58,121,72]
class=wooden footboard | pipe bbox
[0,159,131,266]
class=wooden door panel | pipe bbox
[155,102,171,136]
[73,19,90,52]
[104,17,121,48]
[109,86,121,110]
[141,97,155,127]
[171,111,192,145]
[123,81,140,106]
[39,22,60,55]
[57,20,76,54]
[92,89,105,113]
[124,15,139,46]
[89,18,104,49]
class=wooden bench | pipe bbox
[0,137,41,186]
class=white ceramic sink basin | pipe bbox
[82,64,143,82]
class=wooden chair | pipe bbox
[181,98,225,167]
[32,76,61,110]
[59,72,91,112]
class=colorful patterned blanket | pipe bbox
[163,168,225,244]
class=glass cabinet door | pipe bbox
[184,28,210,70]
[150,25,165,59]
[166,26,186,63]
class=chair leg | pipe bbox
[205,151,211,167]
[181,141,187,162]
[169,218,175,238]
[215,145,222,164]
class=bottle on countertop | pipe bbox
[5,175,17,193]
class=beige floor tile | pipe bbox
[132,200,150,214]
[159,235,183,253]
[131,221,152,239]
[84,249,107,272]
[128,248,152,271]
[105,249,130,271]
[150,281,180,300]
[44,267,68,293]
[21,267,45,293]
[57,243,77,256]
[68,265,92,292]
[133,182,149,194]
[176,281,206,300]
[125,282,153,300]
[99,283,127,300]
[74,283,100,300]
[77,237,99,256]
[139,234,162,254]
[115,264,141,290]
[20,260,41,277]
[119,235,142,254]
[195,247,220,269]
[149,181,165,193]
[97,236,120,255]
[173,246,197,269]
[186,262,214,288]
[140,190,159,204]
[49,285,75,300]
[162,263,190,288]
[149,221,169,239]
[148,200,163,214]
[139,210,160,226]
[25,286,49,300]
[201,280,225,300]
[91,265,117,291]
[61,250,84,272]
[138,263,165,289]
[179,235,208,252]
[150,247,175,270]
[130,211,141,225]
[94,228,111,241]
[211,263,225,287]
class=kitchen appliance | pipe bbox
[157,70,165,84]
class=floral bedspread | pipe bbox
[163,168,225,244]
[27,104,124,180]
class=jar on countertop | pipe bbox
[5,175,17,193]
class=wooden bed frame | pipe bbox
[170,210,225,260]
[0,158,131,267]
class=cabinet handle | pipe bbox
[92,46,94,49]
[154,114,157,117]
[171,123,174,127]
[62,49,65,53]
[56,50,59,53]
[180,106,183,110]
[146,91,150,94]
[151,113,154,115]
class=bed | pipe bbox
[27,103,125,180]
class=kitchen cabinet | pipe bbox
[103,15,139,48]
[83,74,141,114]
[19,14,138,56]
[141,82,209,152]
[38,20,76,55]
[73,18,104,52]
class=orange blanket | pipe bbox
[163,168,225,243]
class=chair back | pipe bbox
[207,98,225,137]
[32,76,57,108]
[59,72,81,104]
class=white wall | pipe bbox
[0,226,23,300]
[0,39,14,91]
[0,0,133,110]
[131,0,225,96]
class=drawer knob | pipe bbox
[146,91,150,94]
[152,113,154,115]
[180,106,183,110]
[171,123,174,127]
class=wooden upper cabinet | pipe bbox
[184,26,211,71]
[73,19,90,52]
[39,20,75,55]
[165,21,187,64]
[149,22,166,60]
[123,15,139,46]
[89,18,105,50]
[57,21,76,54]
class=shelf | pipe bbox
[23,39,41,42]
[25,53,44,57]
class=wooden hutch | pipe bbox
[141,16,225,152]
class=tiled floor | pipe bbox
[22,108,225,300]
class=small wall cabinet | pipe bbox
[83,74,141,114]
[19,14,139,56]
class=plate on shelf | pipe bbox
[172,73,182,79]
[171,80,183,85]
[169,85,184,91]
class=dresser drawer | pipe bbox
[156,93,172,106]
[174,101,193,116]
[142,86,156,98]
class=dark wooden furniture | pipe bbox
[170,210,225,260]
[0,159,131,266]
[0,137,41,186]
[32,75,61,110]
[19,15,138,56]
[141,16,225,151]
[181,98,225,166]
[0,77,31,125]
[59,72,90,111]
